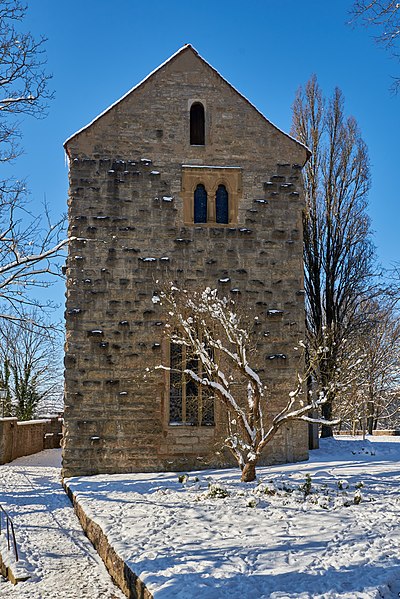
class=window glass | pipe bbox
[168,342,214,426]
[169,343,183,423]
[216,184,229,224]
[194,184,207,223]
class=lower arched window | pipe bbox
[169,341,215,426]
[194,184,207,223]
[216,184,229,224]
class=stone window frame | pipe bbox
[190,102,205,146]
[182,165,242,226]
[163,339,215,428]
[188,99,207,146]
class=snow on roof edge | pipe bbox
[64,44,311,162]
[63,44,193,150]
[189,49,311,162]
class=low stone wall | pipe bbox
[0,416,63,465]
[13,420,47,460]
[64,482,152,599]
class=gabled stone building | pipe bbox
[62,45,310,477]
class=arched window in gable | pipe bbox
[194,184,208,223]
[216,184,229,224]
[190,102,205,145]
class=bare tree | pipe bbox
[0,198,67,319]
[291,75,375,437]
[0,312,63,419]
[334,299,400,434]
[0,1,68,321]
[156,286,338,482]
[351,1,400,91]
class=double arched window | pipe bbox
[193,183,229,224]
[190,102,205,145]
[182,166,241,226]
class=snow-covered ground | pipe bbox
[66,436,400,599]
[1,438,400,599]
[0,449,124,598]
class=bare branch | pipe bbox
[350,1,400,91]
[157,286,339,482]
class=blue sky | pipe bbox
[10,0,400,310]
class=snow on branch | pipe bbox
[156,285,340,482]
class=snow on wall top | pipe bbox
[63,44,311,161]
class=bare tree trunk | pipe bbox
[241,462,257,482]
[367,400,375,435]
[321,400,333,437]
[320,363,334,437]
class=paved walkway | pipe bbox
[0,449,124,599]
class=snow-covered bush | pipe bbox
[300,473,313,496]
[337,479,349,490]
[207,482,230,499]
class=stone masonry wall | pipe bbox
[0,418,62,465]
[63,47,309,477]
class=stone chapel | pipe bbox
[62,45,311,477]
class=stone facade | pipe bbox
[62,45,310,478]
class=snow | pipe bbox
[2,439,400,598]
[64,436,400,599]
[0,450,124,598]
[16,419,49,426]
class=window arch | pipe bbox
[194,184,207,223]
[216,184,229,224]
[190,102,205,145]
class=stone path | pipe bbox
[0,449,124,598]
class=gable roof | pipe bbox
[64,44,310,161]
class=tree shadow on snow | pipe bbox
[124,544,400,599]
